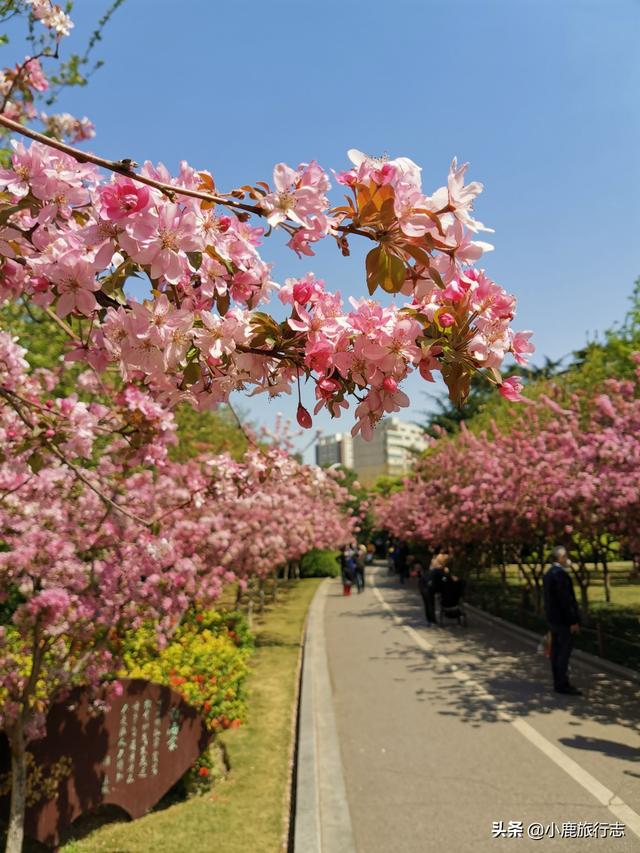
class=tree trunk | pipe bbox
[258,579,265,614]
[272,570,278,604]
[572,563,590,612]
[602,556,611,604]
[533,575,543,614]
[579,581,589,613]
[246,589,254,629]
[6,719,27,853]
[574,560,590,613]
[516,560,538,608]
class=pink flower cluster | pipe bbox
[27,0,74,37]
[0,5,92,146]
[0,137,533,438]
[0,337,355,737]
[377,367,640,578]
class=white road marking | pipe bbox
[371,574,640,839]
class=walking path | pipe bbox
[296,565,640,852]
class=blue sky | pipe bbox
[8,0,640,457]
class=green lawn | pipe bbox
[61,578,322,853]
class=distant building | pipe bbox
[315,418,427,485]
[315,432,354,469]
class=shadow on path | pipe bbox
[341,571,640,736]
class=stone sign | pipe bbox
[0,678,210,848]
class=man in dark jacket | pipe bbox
[543,546,582,695]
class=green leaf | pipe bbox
[365,246,381,295]
[379,251,406,294]
[183,360,201,385]
[187,251,202,270]
[27,451,45,474]
[402,243,432,268]
[216,290,230,316]
[430,268,446,289]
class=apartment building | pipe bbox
[315,418,427,484]
[314,432,355,469]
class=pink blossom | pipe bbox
[394,182,438,238]
[99,179,150,221]
[346,149,422,188]
[445,157,492,233]
[351,391,383,441]
[48,256,101,317]
[0,140,48,198]
[511,330,535,365]
[595,394,616,419]
[27,0,74,36]
[23,57,48,92]
[260,161,330,229]
[498,376,527,403]
[121,203,201,283]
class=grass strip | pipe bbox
[62,578,322,853]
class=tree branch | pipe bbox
[0,386,152,528]
[0,113,376,240]
[42,305,81,341]
[0,49,57,114]
[0,474,33,504]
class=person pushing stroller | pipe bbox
[439,570,467,626]
[418,552,449,626]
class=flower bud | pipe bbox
[382,376,398,393]
[317,377,340,398]
[439,312,455,328]
[296,404,313,429]
[293,281,314,305]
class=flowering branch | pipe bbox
[0,113,376,241]
[0,49,57,114]
[0,116,533,437]
[0,386,152,527]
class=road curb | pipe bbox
[293,579,356,853]
[465,602,640,685]
[283,594,308,853]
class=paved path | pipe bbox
[316,565,640,852]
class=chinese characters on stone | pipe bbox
[102,699,182,792]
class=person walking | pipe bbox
[387,541,397,574]
[355,544,367,593]
[340,545,357,596]
[417,563,435,624]
[396,541,409,585]
[542,546,582,695]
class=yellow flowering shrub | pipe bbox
[122,609,253,732]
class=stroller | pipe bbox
[438,576,468,627]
